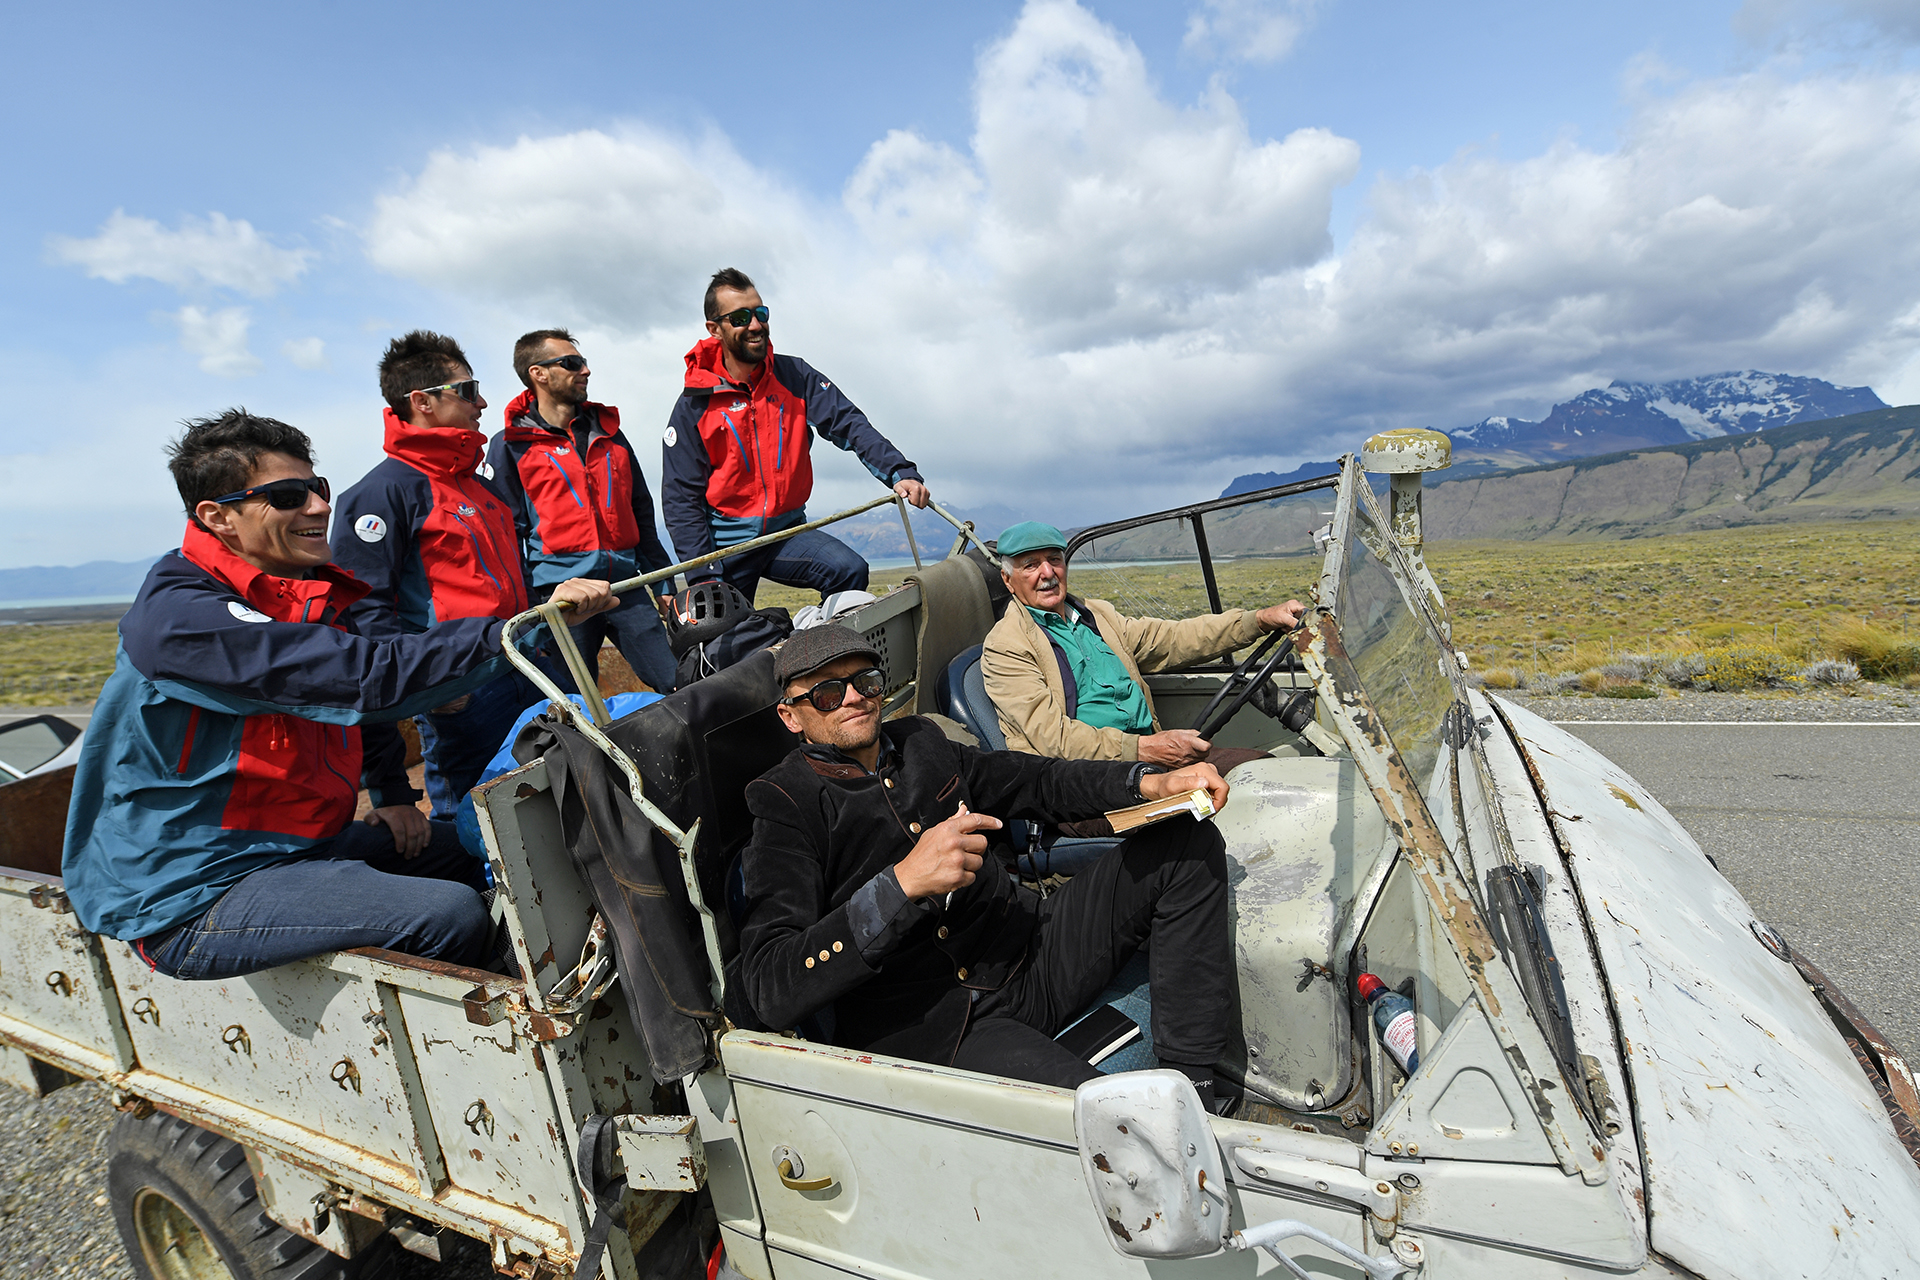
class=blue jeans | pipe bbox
[143,820,491,980]
[716,528,868,603]
[567,590,677,693]
[415,667,544,819]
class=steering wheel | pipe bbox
[1190,629,1310,743]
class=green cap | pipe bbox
[996,521,1066,558]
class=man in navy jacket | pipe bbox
[332,331,547,819]
[62,409,612,979]
[487,328,677,692]
[662,268,933,602]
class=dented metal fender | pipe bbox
[1495,699,1920,1279]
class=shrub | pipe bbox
[1578,669,1607,692]
[1601,658,1652,681]
[1599,684,1657,699]
[1692,646,1800,692]
[1479,667,1522,690]
[1830,620,1920,681]
[1659,653,1710,686]
[1800,659,1860,686]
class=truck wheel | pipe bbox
[108,1110,348,1280]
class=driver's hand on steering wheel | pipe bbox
[1138,728,1210,767]
[1256,599,1306,631]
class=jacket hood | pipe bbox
[682,335,770,394]
[501,390,622,443]
[383,407,485,478]
[177,521,369,622]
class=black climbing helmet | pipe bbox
[666,580,753,657]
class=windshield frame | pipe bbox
[1302,455,1605,1173]
[1064,472,1342,617]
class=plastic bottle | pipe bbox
[1357,972,1420,1075]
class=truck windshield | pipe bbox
[1336,498,1457,796]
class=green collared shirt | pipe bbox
[1029,603,1154,735]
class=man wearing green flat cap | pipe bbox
[981,521,1303,766]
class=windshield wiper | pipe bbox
[1485,863,1598,1132]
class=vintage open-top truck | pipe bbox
[3,432,1917,1280]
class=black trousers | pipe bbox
[949,817,1232,1089]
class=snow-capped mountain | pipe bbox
[1452,371,1884,465]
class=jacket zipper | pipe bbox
[175,707,201,776]
[318,725,357,801]
[457,483,525,611]
[547,451,586,509]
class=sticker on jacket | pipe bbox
[227,601,272,623]
[663,426,677,447]
[354,514,387,542]
[477,462,495,480]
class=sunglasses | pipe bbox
[531,354,588,373]
[210,476,331,511]
[715,305,770,329]
[416,379,481,403]
[780,666,885,712]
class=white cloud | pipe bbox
[364,126,814,331]
[358,0,1920,526]
[49,211,312,297]
[1183,0,1319,64]
[281,336,328,369]
[172,306,261,377]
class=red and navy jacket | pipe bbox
[485,392,674,597]
[61,524,512,942]
[330,411,532,639]
[660,338,921,572]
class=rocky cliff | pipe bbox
[1422,404,1920,542]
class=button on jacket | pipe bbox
[737,717,1141,1066]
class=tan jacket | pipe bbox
[981,596,1266,760]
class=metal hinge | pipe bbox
[462,985,575,1043]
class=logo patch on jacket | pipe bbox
[663,426,677,448]
[353,514,387,543]
[477,462,495,480]
[227,601,272,623]
[729,399,747,412]
[456,504,477,517]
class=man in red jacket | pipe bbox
[63,409,613,979]
[332,331,549,819]
[487,328,677,692]
[661,268,933,602]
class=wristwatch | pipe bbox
[1126,762,1167,802]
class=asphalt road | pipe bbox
[1557,721,1920,1061]
[3,716,1915,1277]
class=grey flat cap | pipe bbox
[772,623,882,687]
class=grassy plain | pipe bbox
[3,518,1915,706]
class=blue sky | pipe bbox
[5,0,1918,569]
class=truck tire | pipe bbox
[107,1110,348,1280]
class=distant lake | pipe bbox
[0,594,138,609]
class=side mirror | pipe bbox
[1073,1070,1229,1259]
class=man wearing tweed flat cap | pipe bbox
[736,624,1243,1110]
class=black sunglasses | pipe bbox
[716,305,770,329]
[416,379,481,403]
[780,666,885,712]
[531,354,588,373]
[210,476,331,510]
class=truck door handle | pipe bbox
[772,1146,834,1192]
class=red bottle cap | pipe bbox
[1355,972,1385,1000]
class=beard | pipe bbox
[810,707,879,753]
